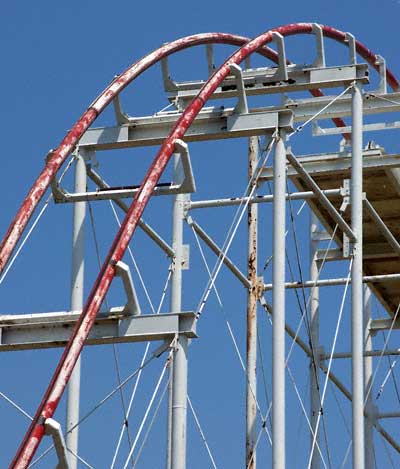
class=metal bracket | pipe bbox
[113,95,130,125]
[152,339,173,358]
[51,148,94,202]
[367,318,378,337]
[343,232,350,258]
[311,24,326,68]
[115,261,141,316]
[229,64,249,114]
[339,179,350,213]
[344,32,357,65]
[81,147,98,168]
[161,56,177,91]
[51,178,69,203]
[173,139,196,193]
[375,55,388,94]
[206,44,215,76]
[271,32,288,81]
[340,179,351,257]
[53,140,196,204]
[181,244,190,270]
[312,230,331,242]
[44,418,70,469]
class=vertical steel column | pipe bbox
[351,82,365,468]
[272,131,286,469]
[246,136,259,469]
[170,153,188,469]
[66,151,86,469]
[310,211,320,469]
[171,334,188,469]
[364,286,374,468]
[167,370,173,469]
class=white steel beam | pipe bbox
[351,82,365,468]
[77,92,400,151]
[369,318,400,331]
[169,151,188,469]
[66,151,86,469]
[272,132,286,469]
[315,244,399,262]
[246,136,258,469]
[189,189,342,210]
[364,286,375,469]
[263,273,400,290]
[310,212,321,469]
[0,311,197,351]
[78,110,293,150]
[286,150,355,241]
[261,147,400,181]
[165,64,368,102]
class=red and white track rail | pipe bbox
[3,23,399,467]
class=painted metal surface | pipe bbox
[65,153,86,469]
[8,24,400,467]
[351,82,365,468]
[168,153,187,468]
[0,32,274,277]
[272,134,286,469]
[246,136,259,469]
[2,24,398,278]
[309,212,321,469]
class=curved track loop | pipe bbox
[0,33,302,277]
[9,23,400,467]
[1,25,399,278]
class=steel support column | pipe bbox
[364,286,375,468]
[171,334,188,469]
[246,136,259,469]
[272,131,286,469]
[310,211,321,469]
[351,82,365,468]
[169,152,188,469]
[66,151,86,468]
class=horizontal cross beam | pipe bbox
[78,91,400,151]
[0,310,197,351]
[261,148,400,180]
[166,63,368,102]
[79,110,293,150]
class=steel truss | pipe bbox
[1,23,400,468]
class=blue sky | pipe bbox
[1,1,400,467]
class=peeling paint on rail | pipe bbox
[9,24,400,467]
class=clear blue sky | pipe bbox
[1,1,400,467]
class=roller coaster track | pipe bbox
[3,23,399,467]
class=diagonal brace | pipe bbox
[286,150,356,241]
[363,198,400,257]
[186,216,250,288]
[87,167,175,258]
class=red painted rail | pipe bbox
[8,24,399,467]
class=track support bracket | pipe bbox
[44,418,70,469]
[115,261,141,316]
